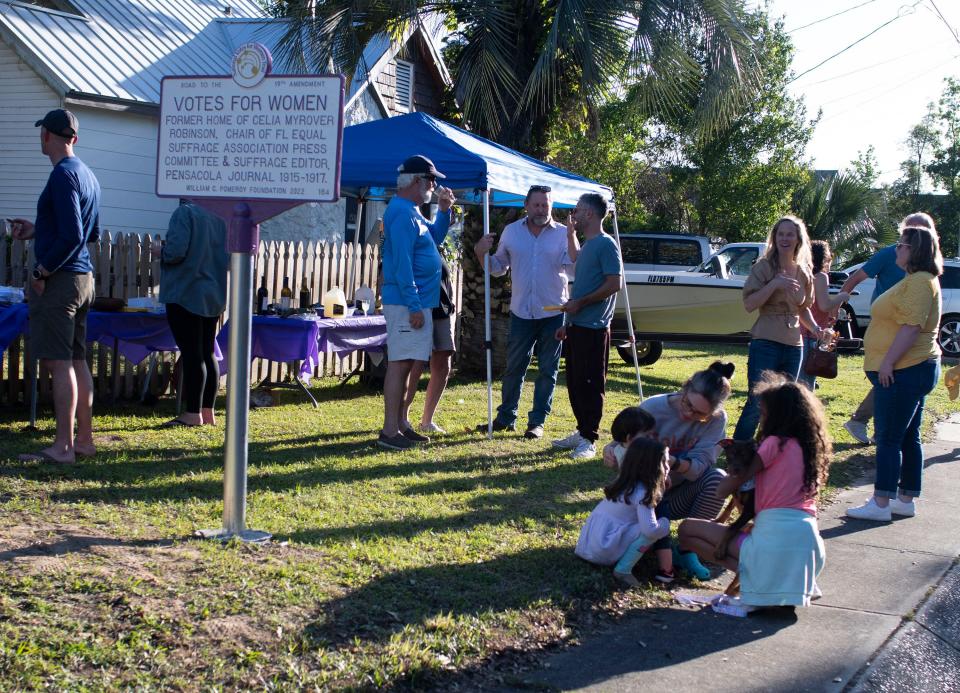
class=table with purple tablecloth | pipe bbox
[315,315,386,357]
[216,315,321,379]
[86,310,222,363]
[0,303,29,356]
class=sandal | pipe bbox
[17,450,73,464]
[160,418,200,428]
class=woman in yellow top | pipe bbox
[733,215,826,441]
[847,225,942,522]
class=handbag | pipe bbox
[433,257,455,320]
[803,345,837,379]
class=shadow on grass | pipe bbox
[26,441,584,511]
[296,547,795,688]
[431,605,799,690]
[298,546,606,650]
[0,534,172,562]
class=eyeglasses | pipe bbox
[419,175,436,184]
[528,185,552,194]
[679,392,713,422]
[896,241,911,249]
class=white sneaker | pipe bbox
[889,497,916,517]
[418,422,446,434]
[843,420,872,445]
[552,431,584,449]
[571,440,597,459]
[846,497,892,521]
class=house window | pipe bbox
[395,60,414,113]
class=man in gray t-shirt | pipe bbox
[551,193,623,459]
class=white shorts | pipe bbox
[383,304,433,362]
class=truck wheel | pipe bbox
[617,341,663,366]
[939,314,960,357]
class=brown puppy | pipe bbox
[715,439,758,561]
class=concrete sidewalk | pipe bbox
[516,415,960,693]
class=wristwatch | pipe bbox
[32,268,46,281]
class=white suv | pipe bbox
[839,258,960,357]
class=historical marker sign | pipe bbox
[156,49,344,203]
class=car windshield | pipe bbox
[694,247,760,276]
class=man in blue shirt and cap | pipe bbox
[12,109,101,464]
[378,155,456,450]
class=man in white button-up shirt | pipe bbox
[474,185,579,438]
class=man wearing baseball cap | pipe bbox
[11,109,101,464]
[377,155,456,450]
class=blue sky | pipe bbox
[763,0,959,185]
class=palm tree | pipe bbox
[269,0,763,154]
[792,171,891,266]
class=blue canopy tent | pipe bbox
[340,112,613,208]
[339,113,642,432]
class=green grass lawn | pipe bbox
[0,345,954,689]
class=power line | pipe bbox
[787,0,881,33]
[927,0,960,45]
[820,53,960,121]
[817,52,959,107]
[802,40,953,86]
[788,1,922,83]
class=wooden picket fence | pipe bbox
[0,231,463,406]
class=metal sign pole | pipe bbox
[197,203,270,542]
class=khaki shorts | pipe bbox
[383,304,433,361]
[28,271,95,360]
[432,314,456,352]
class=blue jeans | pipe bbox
[733,338,803,441]
[867,358,939,498]
[797,336,819,391]
[496,313,564,428]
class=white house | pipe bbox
[0,0,452,242]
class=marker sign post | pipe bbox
[156,43,344,542]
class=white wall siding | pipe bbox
[68,105,177,235]
[0,40,60,220]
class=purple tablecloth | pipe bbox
[217,315,320,379]
[0,303,29,356]
[86,310,222,364]
[315,315,386,358]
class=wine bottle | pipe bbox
[299,273,311,309]
[256,276,269,315]
[280,276,293,311]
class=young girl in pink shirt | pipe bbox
[679,374,831,608]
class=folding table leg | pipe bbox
[140,353,156,402]
[294,377,319,408]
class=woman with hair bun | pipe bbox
[605,361,736,581]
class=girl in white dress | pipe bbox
[576,438,671,586]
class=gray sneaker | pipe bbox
[843,419,872,445]
[377,432,414,451]
[552,431,584,449]
[524,425,544,440]
[401,427,430,444]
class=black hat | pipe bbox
[397,154,445,179]
[35,109,78,138]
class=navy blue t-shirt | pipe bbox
[34,156,101,274]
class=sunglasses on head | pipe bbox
[528,185,552,194]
